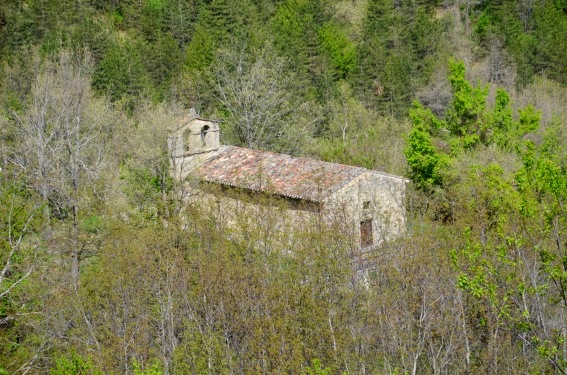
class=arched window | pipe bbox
[201,125,210,146]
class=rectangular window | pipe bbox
[360,219,373,248]
[363,200,371,210]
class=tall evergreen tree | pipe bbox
[355,0,441,116]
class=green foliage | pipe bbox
[405,60,543,191]
[474,10,494,42]
[309,81,409,174]
[445,60,488,150]
[318,23,356,79]
[132,359,162,375]
[184,23,215,73]
[471,0,567,86]
[50,352,102,375]
[304,358,332,375]
[196,0,260,45]
[0,168,42,311]
[2,1,567,373]
[0,170,41,247]
[356,0,442,115]
[271,0,330,97]
[92,39,152,102]
[172,320,232,374]
[0,169,42,374]
[517,105,540,137]
[448,98,566,373]
[405,101,448,190]
[516,125,566,221]
[120,162,173,220]
[315,137,375,170]
[141,33,183,99]
[212,41,309,153]
[453,152,567,371]
[487,89,513,147]
[80,215,104,234]
[68,17,112,62]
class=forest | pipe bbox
[1,0,567,373]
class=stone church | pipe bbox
[169,110,407,249]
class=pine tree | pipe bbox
[355,0,441,116]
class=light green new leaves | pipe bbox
[446,60,489,148]
[405,59,543,191]
[318,23,356,79]
[405,101,449,190]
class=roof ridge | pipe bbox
[225,145,369,172]
[195,146,382,202]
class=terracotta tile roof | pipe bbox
[196,146,366,202]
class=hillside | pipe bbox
[1,0,567,373]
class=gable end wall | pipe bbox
[324,172,406,247]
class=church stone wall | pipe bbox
[322,172,407,249]
[183,170,406,252]
[184,183,324,251]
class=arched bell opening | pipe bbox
[201,125,210,146]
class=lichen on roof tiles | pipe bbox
[195,146,366,202]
